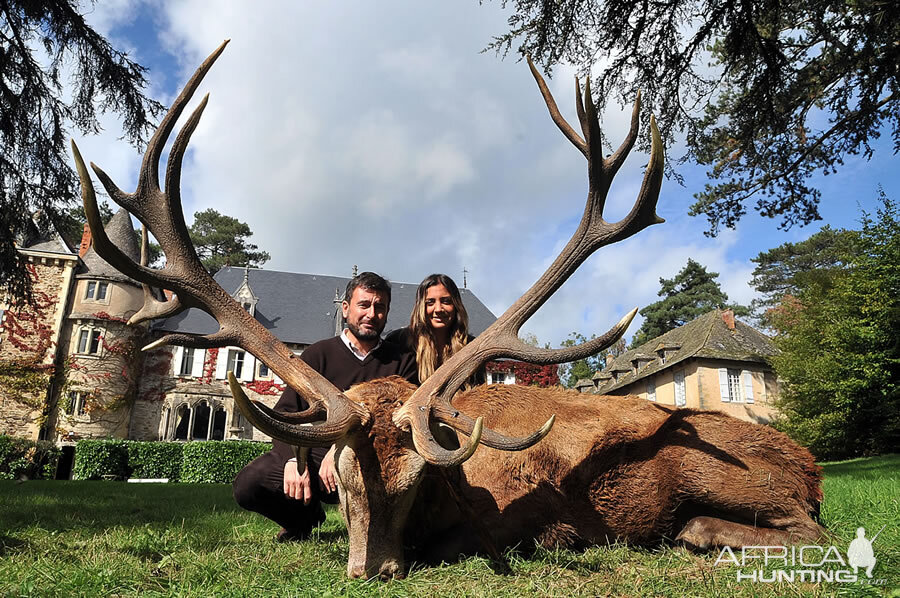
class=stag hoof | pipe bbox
[675,516,719,551]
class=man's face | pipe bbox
[342,286,389,343]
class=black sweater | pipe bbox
[271,335,417,464]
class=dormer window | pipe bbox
[84,280,109,301]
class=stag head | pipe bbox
[72,42,663,579]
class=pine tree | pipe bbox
[189,209,270,275]
[631,259,748,346]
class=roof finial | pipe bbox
[352,264,358,277]
[243,265,250,286]
[463,267,468,289]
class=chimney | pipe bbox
[78,223,92,257]
[721,309,735,330]
[605,354,615,370]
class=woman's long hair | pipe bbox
[410,273,470,383]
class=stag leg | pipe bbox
[675,514,825,551]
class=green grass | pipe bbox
[0,455,897,597]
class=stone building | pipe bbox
[1,213,497,448]
[579,309,780,424]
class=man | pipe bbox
[233,272,417,541]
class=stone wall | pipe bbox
[0,258,74,439]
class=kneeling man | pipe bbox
[233,271,417,540]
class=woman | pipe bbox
[386,273,481,384]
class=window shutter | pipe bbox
[241,353,255,382]
[742,370,754,404]
[214,349,228,380]
[192,348,205,377]
[718,368,730,402]
[173,346,184,375]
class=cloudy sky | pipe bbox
[72,0,898,347]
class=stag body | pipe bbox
[336,377,824,578]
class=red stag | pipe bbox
[72,41,824,580]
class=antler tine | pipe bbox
[229,374,354,447]
[71,140,165,288]
[162,92,209,246]
[526,56,586,156]
[393,60,666,467]
[141,40,229,197]
[129,226,186,325]
[606,91,641,177]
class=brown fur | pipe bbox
[336,377,824,578]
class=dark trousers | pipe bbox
[233,449,338,531]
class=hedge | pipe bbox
[0,435,61,480]
[180,440,271,483]
[127,441,184,481]
[71,439,270,483]
[73,439,129,480]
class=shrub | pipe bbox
[73,438,129,480]
[0,434,61,480]
[127,441,183,481]
[180,440,271,483]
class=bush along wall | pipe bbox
[0,434,61,480]
[180,440,271,483]
[70,439,271,483]
[72,439,129,480]
[127,441,183,481]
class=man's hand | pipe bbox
[318,446,338,494]
[283,459,313,504]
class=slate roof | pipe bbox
[78,209,142,286]
[155,266,497,346]
[594,309,776,393]
[17,214,75,256]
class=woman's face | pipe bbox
[424,284,456,332]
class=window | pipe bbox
[84,280,109,301]
[489,371,507,384]
[646,378,656,402]
[67,391,87,416]
[211,408,227,441]
[674,370,686,406]
[76,327,103,355]
[179,347,195,376]
[227,350,245,377]
[192,401,211,440]
[174,404,190,440]
[718,368,754,403]
[258,361,270,378]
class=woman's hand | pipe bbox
[318,446,338,494]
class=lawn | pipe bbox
[0,455,897,597]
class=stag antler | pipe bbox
[71,41,368,447]
[392,57,665,466]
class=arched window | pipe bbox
[160,407,172,440]
[211,407,227,441]
[174,404,190,440]
[192,401,211,440]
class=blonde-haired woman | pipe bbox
[386,273,483,384]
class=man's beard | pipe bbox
[347,320,381,341]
